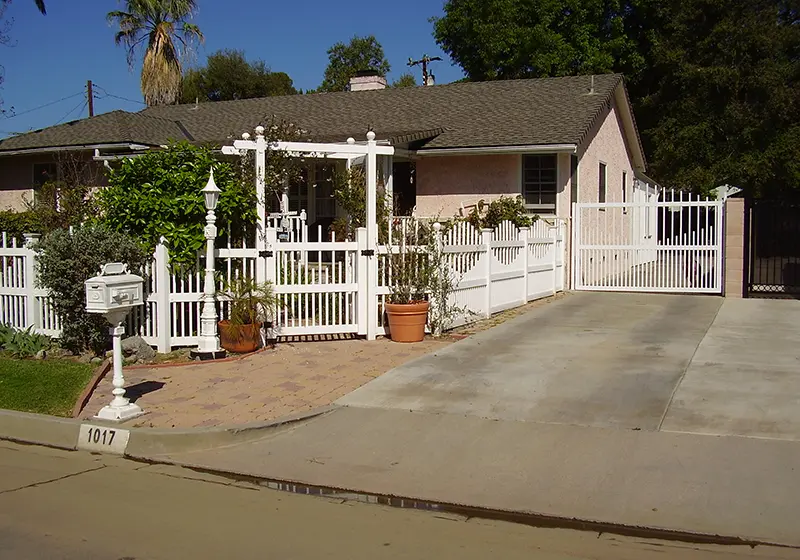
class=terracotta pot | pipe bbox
[385,301,430,343]
[218,321,262,354]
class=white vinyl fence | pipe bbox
[0,217,565,351]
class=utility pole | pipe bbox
[408,55,442,86]
[87,80,94,117]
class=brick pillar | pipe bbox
[724,198,746,297]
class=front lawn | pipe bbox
[0,358,95,417]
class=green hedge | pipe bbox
[0,211,42,244]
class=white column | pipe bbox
[254,127,267,285]
[356,227,368,336]
[365,132,378,340]
[154,240,171,353]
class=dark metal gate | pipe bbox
[747,199,800,295]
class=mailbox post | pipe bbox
[85,262,146,422]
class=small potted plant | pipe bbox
[217,277,276,353]
[384,225,435,343]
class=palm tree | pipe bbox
[108,0,203,106]
[34,0,45,14]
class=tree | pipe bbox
[433,0,800,195]
[641,0,800,196]
[392,73,417,88]
[108,0,203,106]
[181,49,296,103]
[319,35,390,92]
[432,0,647,82]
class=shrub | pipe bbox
[35,225,148,355]
[0,211,42,244]
[466,196,535,230]
[99,142,257,268]
[0,324,52,358]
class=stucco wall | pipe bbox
[415,153,571,220]
[415,154,520,219]
[577,100,635,205]
[0,153,108,212]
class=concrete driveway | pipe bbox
[340,293,800,439]
[340,292,722,431]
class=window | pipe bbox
[598,162,607,203]
[313,164,336,219]
[32,163,57,188]
[622,170,628,213]
[522,154,557,213]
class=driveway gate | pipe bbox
[572,191,724,293]
[747,199,800,296]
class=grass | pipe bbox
[0,358,95,417]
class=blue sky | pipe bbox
[0,0,463,138]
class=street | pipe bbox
[0,441,798,560]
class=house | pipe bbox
[0,73,653,234]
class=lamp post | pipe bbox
[192,168,226,360]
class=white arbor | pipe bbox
[222,128,395,340]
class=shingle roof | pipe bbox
[0,110,189,152]
[0,74,627,153]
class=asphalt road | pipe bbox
[0,441,797,560]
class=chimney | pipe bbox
[348,70,387,91]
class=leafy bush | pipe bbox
[0,324,52,358]
[35,225,148,355]
[99,142,257,268]
[0,211,43,244]
[466,196,535,230]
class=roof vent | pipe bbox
[348,70,387,91]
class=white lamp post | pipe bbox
[192,168,226,360]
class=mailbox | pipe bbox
[85,262,144,315]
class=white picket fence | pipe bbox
[0,218,565,351]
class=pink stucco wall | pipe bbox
[577,100,635,204]
[415,153,571,219]
[415,154,520,219]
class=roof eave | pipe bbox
[415,144,578,157]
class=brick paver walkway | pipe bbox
[80,337,451,429]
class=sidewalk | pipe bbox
[81,337,451,428]
[145,406,800,547]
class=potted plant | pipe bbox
[385,225,435,343]
[217,277,277,353]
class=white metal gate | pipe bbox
[572,191,724,293]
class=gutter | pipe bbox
[0,143,152,157]
[415,144,578,157]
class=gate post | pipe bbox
[723,198,746,297]
[519,226,529,303]
[154,240,171,353]
[482,228,493,317]
[356,227,369,336]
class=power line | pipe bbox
[54,99,88,126]
[92,84,146,106]
[2,91,85,120]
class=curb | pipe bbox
[0,405,335,455]
[72,359,112,418]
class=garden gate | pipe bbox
[572,191,724,293]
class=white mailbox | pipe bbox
[85,262,144,315]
